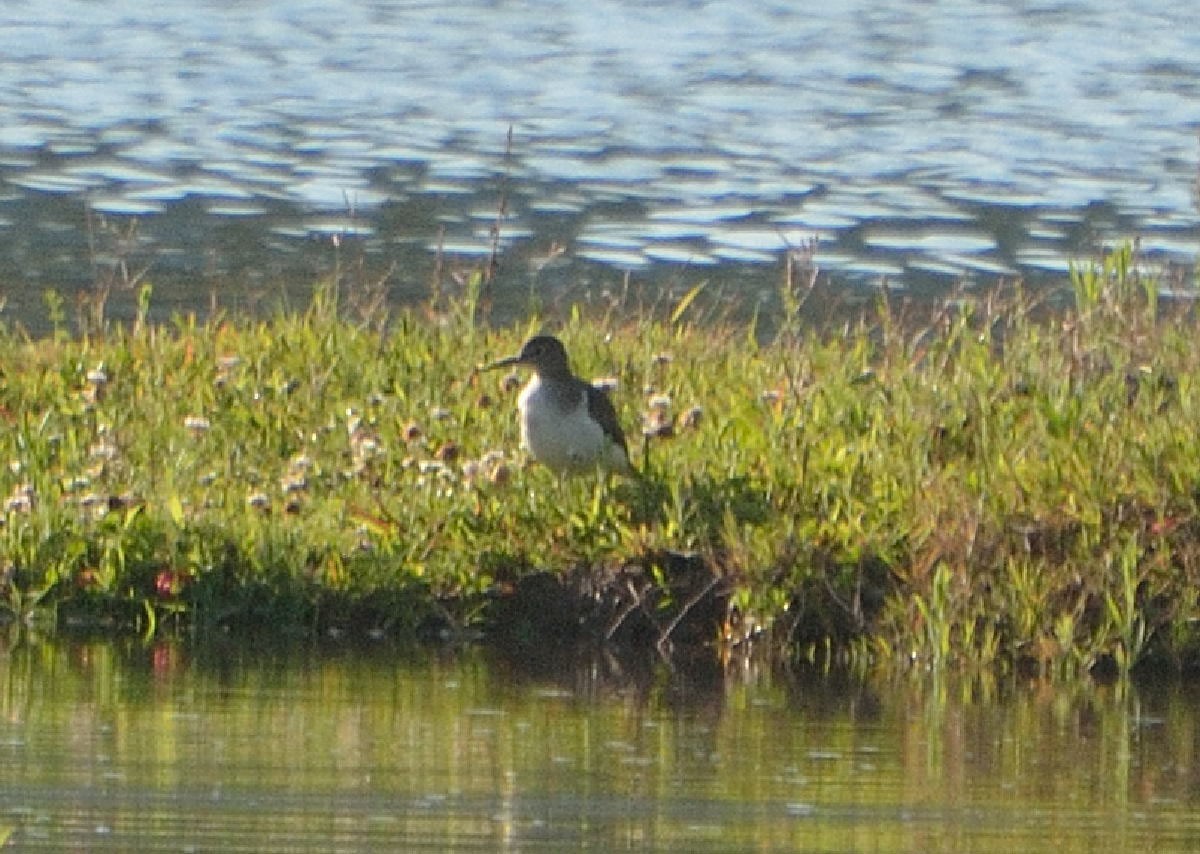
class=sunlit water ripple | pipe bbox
[0,0,1197,326]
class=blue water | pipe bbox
[0,0,1196,324]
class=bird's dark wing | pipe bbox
[586,384,629,454]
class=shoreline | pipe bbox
[3,243,1199,678]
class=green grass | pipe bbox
[2,243,1200,678]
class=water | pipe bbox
[2,636,1199,852]
[0,0,1197,329]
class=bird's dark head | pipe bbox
[485,335,572,377]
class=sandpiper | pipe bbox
[484,335,632,475]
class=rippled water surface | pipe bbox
[0,0,1197,326]
[3,637,1200,852]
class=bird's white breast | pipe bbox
[517,376,623,473]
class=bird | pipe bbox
[484,335,632,475]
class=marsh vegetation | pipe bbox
[1,242,1198,679]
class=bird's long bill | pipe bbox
[481,354,522,371]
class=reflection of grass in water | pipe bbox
[1,241,1198,678]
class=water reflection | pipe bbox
[2,634,1199,851]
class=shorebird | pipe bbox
[484,335,632,475]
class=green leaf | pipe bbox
[671,281,707,326]
[167,494,186,527]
